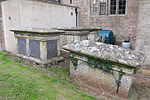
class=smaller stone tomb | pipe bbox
[63,40,145,98]
[57,27,101,47]
[11,28,65,65]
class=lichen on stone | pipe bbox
[63,40,145,69]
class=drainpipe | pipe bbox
[75,8,78,27]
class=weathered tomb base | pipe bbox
[63,40,145,99]
[69,54,133,98]
[13,54,64,68]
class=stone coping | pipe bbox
[34,0,78,8]
[63,40,145,69]
[10,28,65,34]
[14,34,60,41]
[56,27,102,31]
[62,31,89,36]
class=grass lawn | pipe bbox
[0,52,98,100]
[0,52,150,100]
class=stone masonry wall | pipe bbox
[73,0,91,27]
[0,2,5,51]
[136,0,150,69]
[74,0,139,48]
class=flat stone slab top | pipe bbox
[11,28,65,34]
[56,27,102,31]
[63,40,145,69]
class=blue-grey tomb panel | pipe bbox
[29,39,40,59]
[18,38,26,55]
[47,40,57,59]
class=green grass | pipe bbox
[0,52,98,100]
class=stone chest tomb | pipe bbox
[11,28,65,66]
[57,27,101,47]
[63,40,145,98]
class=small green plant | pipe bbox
[71,38,75,44]
[87,57,113,73]
[116,69,125,93]
[70,54,78,70]
[97,37,105,43]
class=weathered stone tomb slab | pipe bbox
[63,40,145,98]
